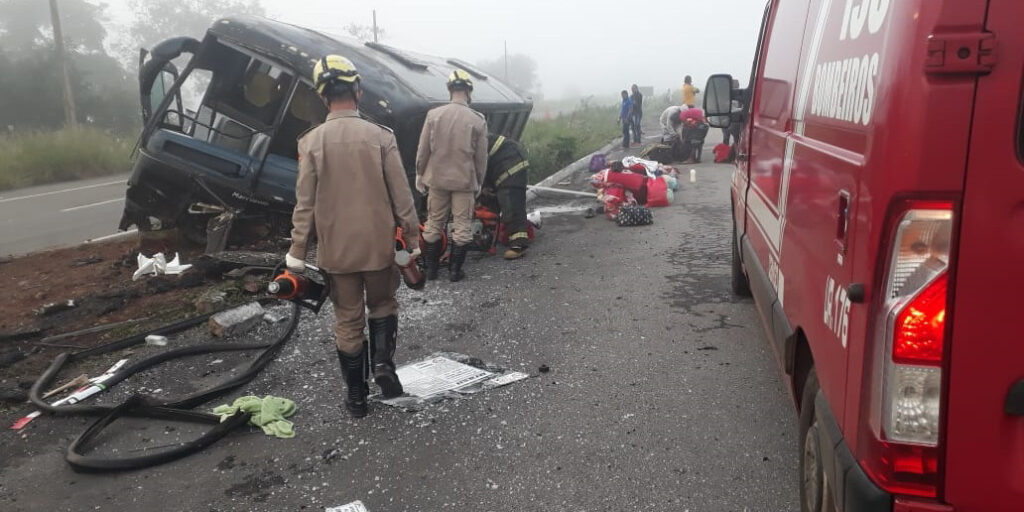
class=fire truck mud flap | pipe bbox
[814,392,891,511]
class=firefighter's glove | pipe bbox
[285,253,305,273]
[415,175,427,195]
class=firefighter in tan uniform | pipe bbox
[415,69,489,282]
[286,55,421,418]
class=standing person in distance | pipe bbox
[619,90,634,149]
[416,69,489,282]
[287,55,421,418]
[630,84,644,147]
[682,75,700,108]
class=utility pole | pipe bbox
[503,40,508,82]
[49,0,78,129]
[372,10,379,43]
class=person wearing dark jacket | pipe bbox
[619,90,633,148]
[630,84,643,146]
[481,134,531,259]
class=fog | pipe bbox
[102,0,768,100]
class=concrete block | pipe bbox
[209,302,264,337]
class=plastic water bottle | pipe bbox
[689,169,697,183]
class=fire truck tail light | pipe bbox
[885,209,952,301]
[885,364,942,444]
[893,274,948,365]
[863,204,955,498]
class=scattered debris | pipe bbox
[242,274,264,293]
[0,349,27,368]
[145,335,169,347]
[36,300,76,317]
[326,501,370,512]
[375,352,530,409]
[194,289,229,314]
[43,374,89,399]
[39,318,149,345]
[538,364,551,373]
[697,345,719,351]
[70,255,103,267]
[262,310,288,324]
[482,371,529,389]
[0,388,28,403]
[0,328,43,343]
[397,356,493,399]
[132,252,193,281]
[209,302,265,337]
[10,358,128,430]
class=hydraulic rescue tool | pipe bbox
[267,263,330,313]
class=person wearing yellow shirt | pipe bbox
[682,75,700,108]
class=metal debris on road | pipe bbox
[325,501,370,512]
[10,358,129,430]
[375,352,530,409]
[42,374,89,399]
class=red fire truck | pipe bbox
[703,0,1023,510]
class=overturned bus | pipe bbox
[122,15,533,246]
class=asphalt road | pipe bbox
[0,155,799,511]
[0,174,131,257]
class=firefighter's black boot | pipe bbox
[336,348,368,418]
[504,234,529,260]
[423,240,442,281]
[449,244,469,282]
[368,315,403,399]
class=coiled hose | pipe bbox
[27,300,302,472]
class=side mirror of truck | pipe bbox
[704,74,734,129]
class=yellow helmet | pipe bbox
[447,69,474,92]
[313,54,361,95]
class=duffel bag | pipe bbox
[616,205,654,227]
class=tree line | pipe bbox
[0,0,263,134]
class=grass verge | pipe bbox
[521,101,621,184]
[0,128,133,191]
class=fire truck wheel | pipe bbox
[799,370,824,512]
[731,218,751,297]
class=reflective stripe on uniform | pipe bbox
[508,231,529,241]
[489,135,506,157]
[494,160,529,186]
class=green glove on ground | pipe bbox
[213,395,297,439]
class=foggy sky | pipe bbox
[106,0,769,100]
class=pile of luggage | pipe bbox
[589,156,680,225]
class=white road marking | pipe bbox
[0,179,125,204]
[60,197,124,213]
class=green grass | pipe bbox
[521,101,621,184]
[0,128,133,191]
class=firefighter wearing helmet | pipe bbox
[415,69,489,282]
[287,54,421,418]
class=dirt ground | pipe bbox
[0,232,284,413]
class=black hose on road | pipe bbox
[26,300,303,472]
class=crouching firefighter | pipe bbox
[286,55,422,418]
[481,134,531,259]
[415,69,489,282]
